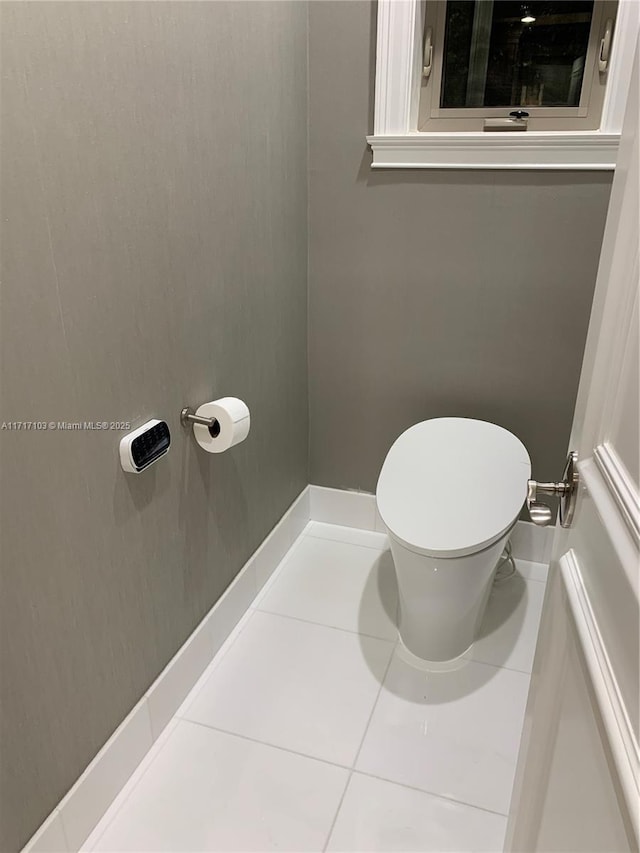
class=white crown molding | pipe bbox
[370,0,639,170]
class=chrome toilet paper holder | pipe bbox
[180,406,221,438]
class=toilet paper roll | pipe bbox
[193,397,250,454]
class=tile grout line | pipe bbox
[305,532,389,552]
[462,658,535,675]
[256,578,537,672]
[182,640,531,813]
[351,643,397,769]
[254,604,535,676]
[352,769,510,819]
[321,642,398,852]
[159,717,512,838]
[460,644,538,675]
[181,715,512,828]
[179,718,353,774]
[253,605,398,644]
[320,775,351,853]
[90,637,520,851]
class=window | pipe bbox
[419,1,617,131]
[367,0,638,169]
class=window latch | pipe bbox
[599,18,614,72]
[423,27,433,78]
[484,111,529,132]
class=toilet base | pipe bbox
[389,530,511,662]
[396,637,472,673]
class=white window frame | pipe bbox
[420,1,611,129]
[367,0,639,169]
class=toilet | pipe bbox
[376,417,531,663]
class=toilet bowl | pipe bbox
[376,417,531,662]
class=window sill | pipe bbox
[366,131,620,170]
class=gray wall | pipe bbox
[0,3,308,850]
[308,0,613,493]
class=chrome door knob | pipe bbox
[527,499,554,527]
[526,452,579,528]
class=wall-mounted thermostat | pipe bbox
[119,419,171,473]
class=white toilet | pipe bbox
[376,417,531,663]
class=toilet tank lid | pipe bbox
[376,418,531,558]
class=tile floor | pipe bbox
[84,521,548,853]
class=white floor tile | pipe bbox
[327,773,507,853]
[356,652,530,815]
[89,721,348,852]
[466,571,546,673]
[182,610,394,766]
[257,536,398,641]
[306,521,389,551]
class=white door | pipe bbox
[505,42,640,853]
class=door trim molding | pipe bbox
[560,549,640,842]
[594,442,640,541]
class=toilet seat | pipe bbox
[376,418,531,559]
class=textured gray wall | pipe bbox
[308,0,613,493]
[0,3,308,850]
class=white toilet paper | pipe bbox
[193,397,250,453]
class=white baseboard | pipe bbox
[21,487,311,853]
[23,483,551,853]
[308,485,554,564]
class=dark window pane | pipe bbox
[441,1,595,109]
